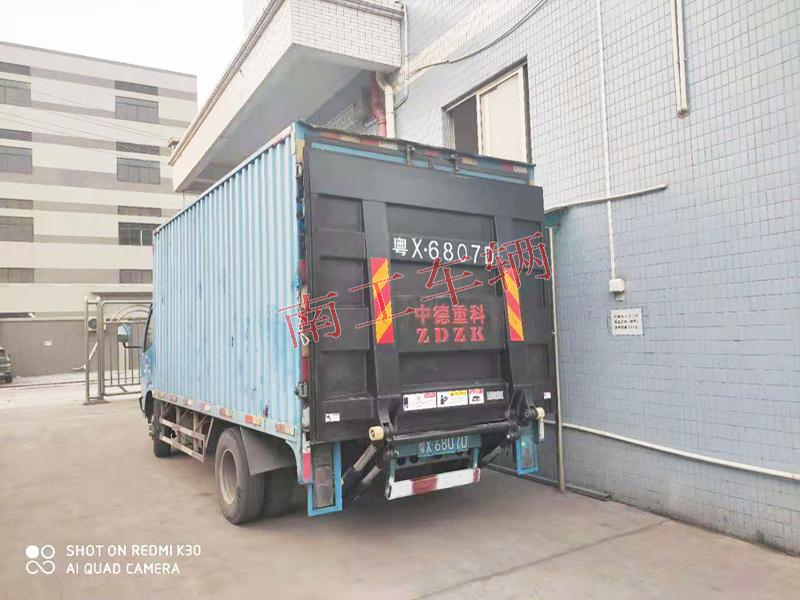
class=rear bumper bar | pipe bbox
[387,467,481,500]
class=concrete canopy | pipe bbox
[170,0,402,194]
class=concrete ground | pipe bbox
[0,389,797,600]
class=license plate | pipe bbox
[416,435,472,457]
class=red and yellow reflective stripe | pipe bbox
[504,268,524,342]
[370,256,395,345]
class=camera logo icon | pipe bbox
[25,544,55,575]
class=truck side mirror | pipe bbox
[117,324,132,343]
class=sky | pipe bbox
[0,0,244,105]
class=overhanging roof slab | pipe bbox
[171,0,402,193]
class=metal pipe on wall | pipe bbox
[670,0,689,115]
[545,183,668,213]
[370,72,387,137]
[595,0,619,288]
[548,227,566,493]
[544,420,800,483]
[377,72,396,137]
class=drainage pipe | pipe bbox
[670,0,689,115]
[548,227,566,493]
[370,73,387,137]
[545,183,668,214]
[595,0,617,283]
[376,72,396,137]
[544,420,800,483]
[488,464,610,501]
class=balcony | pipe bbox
[170,0,402,193]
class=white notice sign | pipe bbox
[610,308,643,336]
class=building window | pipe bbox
[118,205,161,217]
[0,79,31,107]
[0,267,34,283]
[0,62,30,76]
[447,66,529,162]
[115,96,158,123]
[120,269,153,284]
[115,80,158,96]
[118,222,156,246]
[0,216,33,242]
[117,157,160,184]
[0,146,32,174]
[0,198,33,210]
[116,141,161,155]
[0,128,32,142]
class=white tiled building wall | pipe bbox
[291,0,402,68]
[390,0,799,553]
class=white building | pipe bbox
[0,42,196,375]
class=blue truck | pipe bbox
[140,122,554,523]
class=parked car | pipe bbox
[0,347,14,383]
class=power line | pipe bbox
[407,0,550,78]
[0,110,128,144]
[31,87,175,141]
[0,103,169,148]
[0,111,166,162]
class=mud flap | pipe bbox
[515,424,539,475]
[307,442,343,516]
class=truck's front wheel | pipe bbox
[215,428,265,524]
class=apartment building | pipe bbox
[0,42,196,376]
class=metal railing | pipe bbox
[84,295,150,405]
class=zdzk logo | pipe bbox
[25,544,55,575]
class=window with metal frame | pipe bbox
[115,96,158,123]
[118,222,157,246]
[0,216,33,242]
[0,128,32,141]
[119,269,153,284]
[115,80,158,96]
[0,79,31,107]
[0,62,30,76]
[118,205,161,217]
[447,66,529,162]
[0,146,32,173]
[117,157,160,184]
[0,267,34,283]
[0,198,33,210]
[116,141,161,155]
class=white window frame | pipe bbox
[476,66,528,161]
[447,65,529,162]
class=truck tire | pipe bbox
[215,428,265,524]
[151,399,171,458]
[262,467,295,517]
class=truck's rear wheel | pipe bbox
[262,467,295,517]
[215,428,264,524]
[151,399,171,458]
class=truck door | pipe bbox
[140,306,155,412]
[304,142,554,443]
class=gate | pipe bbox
[84,293,151,404]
